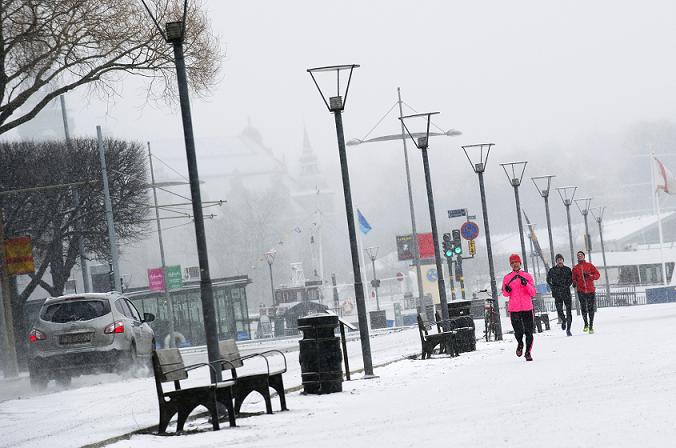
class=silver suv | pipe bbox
[28,292,155,389]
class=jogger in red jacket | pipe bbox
[571,251,600,333]
[502,254,537,361]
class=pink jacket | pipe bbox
[502,270,536,312]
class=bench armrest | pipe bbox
[249,349,287,374]
[162,361,222,385]
[212,353,271,376]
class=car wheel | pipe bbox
[55,373,72,388]
[29,371,48,391]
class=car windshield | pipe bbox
[40,300,111,323]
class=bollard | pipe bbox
[298,314,343,394]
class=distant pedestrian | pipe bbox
[502,254,537,361]
[571,251,600,333]
[547,254,574,336]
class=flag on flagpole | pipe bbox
[357,209,372,235]
[654,156,676,195]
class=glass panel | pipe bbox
[618,265,639,284]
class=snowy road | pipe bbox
[109,304,676,448]
[3,304,676,448]
[0,325,423,448]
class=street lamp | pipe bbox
[264,249,276,308]
[399,112,450,329]
[307,64,374,377]
[365,246,380,311]
[531,175,556,268]
[500,161,529,273]
[574,197,593,263]
[461,143,503,340]
[590,207,611,303]
[346,88,461,312]
[556,185,580,315]
[139,2,221,382]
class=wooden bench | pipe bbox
[417,314,458,359]
[152,348,236,433]
[214,339,288,416]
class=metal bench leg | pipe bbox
[158,405,175,434]
[176,406,193,432]
[268,374,288,411]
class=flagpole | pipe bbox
[651,152,668,285]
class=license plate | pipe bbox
[60,333,93,344]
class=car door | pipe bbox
[125,299,153,356]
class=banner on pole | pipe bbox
[147,268,165,292]
[4,236,35,275]
[165,265,183,290]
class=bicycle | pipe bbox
[478,289,497,342]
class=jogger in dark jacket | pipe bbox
[547,254,573,336]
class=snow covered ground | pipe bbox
[2,304,676,448]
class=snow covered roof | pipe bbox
[485,212,676,259]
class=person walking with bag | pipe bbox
[502,254,537,361]
[547,254,574,336]
[571,250,600,333]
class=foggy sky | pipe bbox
[9,0,676,290]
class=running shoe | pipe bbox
[583,324,589,333]
[561,322,566,331]
[525,352,533,361]
[516,344,524,357]
[566,329,572,336]
[588,327,594,334]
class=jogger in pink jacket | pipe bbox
[502,253,537,361]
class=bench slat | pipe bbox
[217,339,244,368]
[155,348,188,382]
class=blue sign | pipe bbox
[426,268,438,282]
[461,221,480,240]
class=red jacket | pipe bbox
[571,261,600,294]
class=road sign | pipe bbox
[426,268,438,282]
[467,215,477,220]
[460,221,480,240]
[165,265,183,290]
[469,239,476,256]
[447,208,467,218]
[396,272,405,282]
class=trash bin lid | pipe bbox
[297,313,339,328]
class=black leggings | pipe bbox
[510,310,535,353]
[554,294,573,330]
[578,292,596,327]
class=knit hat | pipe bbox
[509,253,521,264]
[555,254,564,261]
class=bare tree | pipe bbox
[0,137,149,300]
[0,0,220,135]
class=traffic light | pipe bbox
[442,233,453,258]
[452,229,462,255]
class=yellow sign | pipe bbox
[4,236,35,275]
[468,239,476,256]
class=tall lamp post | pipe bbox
[500,161,529,273]
[264,249,276,307]
[346,88,461,312]
[399,112,450,328]
[307,64,373,377]
[365,246,380,311]
[590,207,611,303]
[575,197,593,262]
[556,185,580,315]
[461,144,503,340]
[140,3,221,381]
[531,175,556,267]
